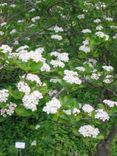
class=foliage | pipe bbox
[0,0,117,155]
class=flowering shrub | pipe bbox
[0,0,117,155]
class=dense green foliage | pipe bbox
[0,0,117,156]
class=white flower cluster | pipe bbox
[0,102,17,117]
[0,45,12,54]
[102,65,114,72]
[50,60,65,68]
[79,39,90,53]
[18,48,45,63]
[17,81,30,94]
[43,97,61,114]
[95,31,109,40]
[93,19,101,23]
[40,62,50,72]
[103,75,113,84]
[77,14,85,19]
[63,70,82,85]
[0,89,9,103]
[91,72,100,80]
[76,66,85,72]
[82,104,94,115]
[95,109,109,122]
[82,29,92,33]
[53,25,63,33]
[31,16,40,22]
[50,51,69,62]
[103,99,117,107]
[22,90,43,111]
[96,25,103,31]
[23,73,42,85]
[51,34,63,41]
[50,51,69,68]
[78,125,99,138]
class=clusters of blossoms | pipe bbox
[0,103,17,117]
[22,73,42,86]
[78,125,100,138]
[103,75,113,84]
[95,31,109,41]
[95,109,109,122]
[0,0,117,141]
[50,51,69,68]
[0,89,9,103]
[43,97,61,114]
[103,99,117,107]
[63,70,82,84]
[0,45,12,54]
[79,39,90,53]
[102,66,114,72]
[22,90,43,111]
[17,81,31,94]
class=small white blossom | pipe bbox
[0,89,9,103]
[17,81,30,94]
[51,34,63,40]
[82,104,94,115]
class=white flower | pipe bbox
[95,109,109,122]
[0,89,9,103]
[50,60,65,68]
[51,34,63,40]
[41,63,50,72]
[43,97,61,114]
[0,45,12,54]
[102,66,114,72]
[103,99,117,107]
[35,124,40,129]
[91,73,100,80]
[95,31,109,40]
[31,16,40,22]
[10,29,17,34]
[96,25,103,30]
[18,49,45,63]
[93,19,101,23]
[16,45,29,52]
[79,125,99,138]
[0,102,16,117]
[82,29,91,33]
[79,45,90,53]
[23,73,42,85]
[82,104,94,115]
[63,70,82,85]
[0,22,7,27]
[77,14,85,19]
[103,75,113,84]
[0,31,4,36]
[17,81,30,94]
[22,90,43,111]
[53,25,63,32]
[72,108,80,116]
[76,66,85,72]
[31,140,37,146]
[50,51,69,62]
[63,109,72,115]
